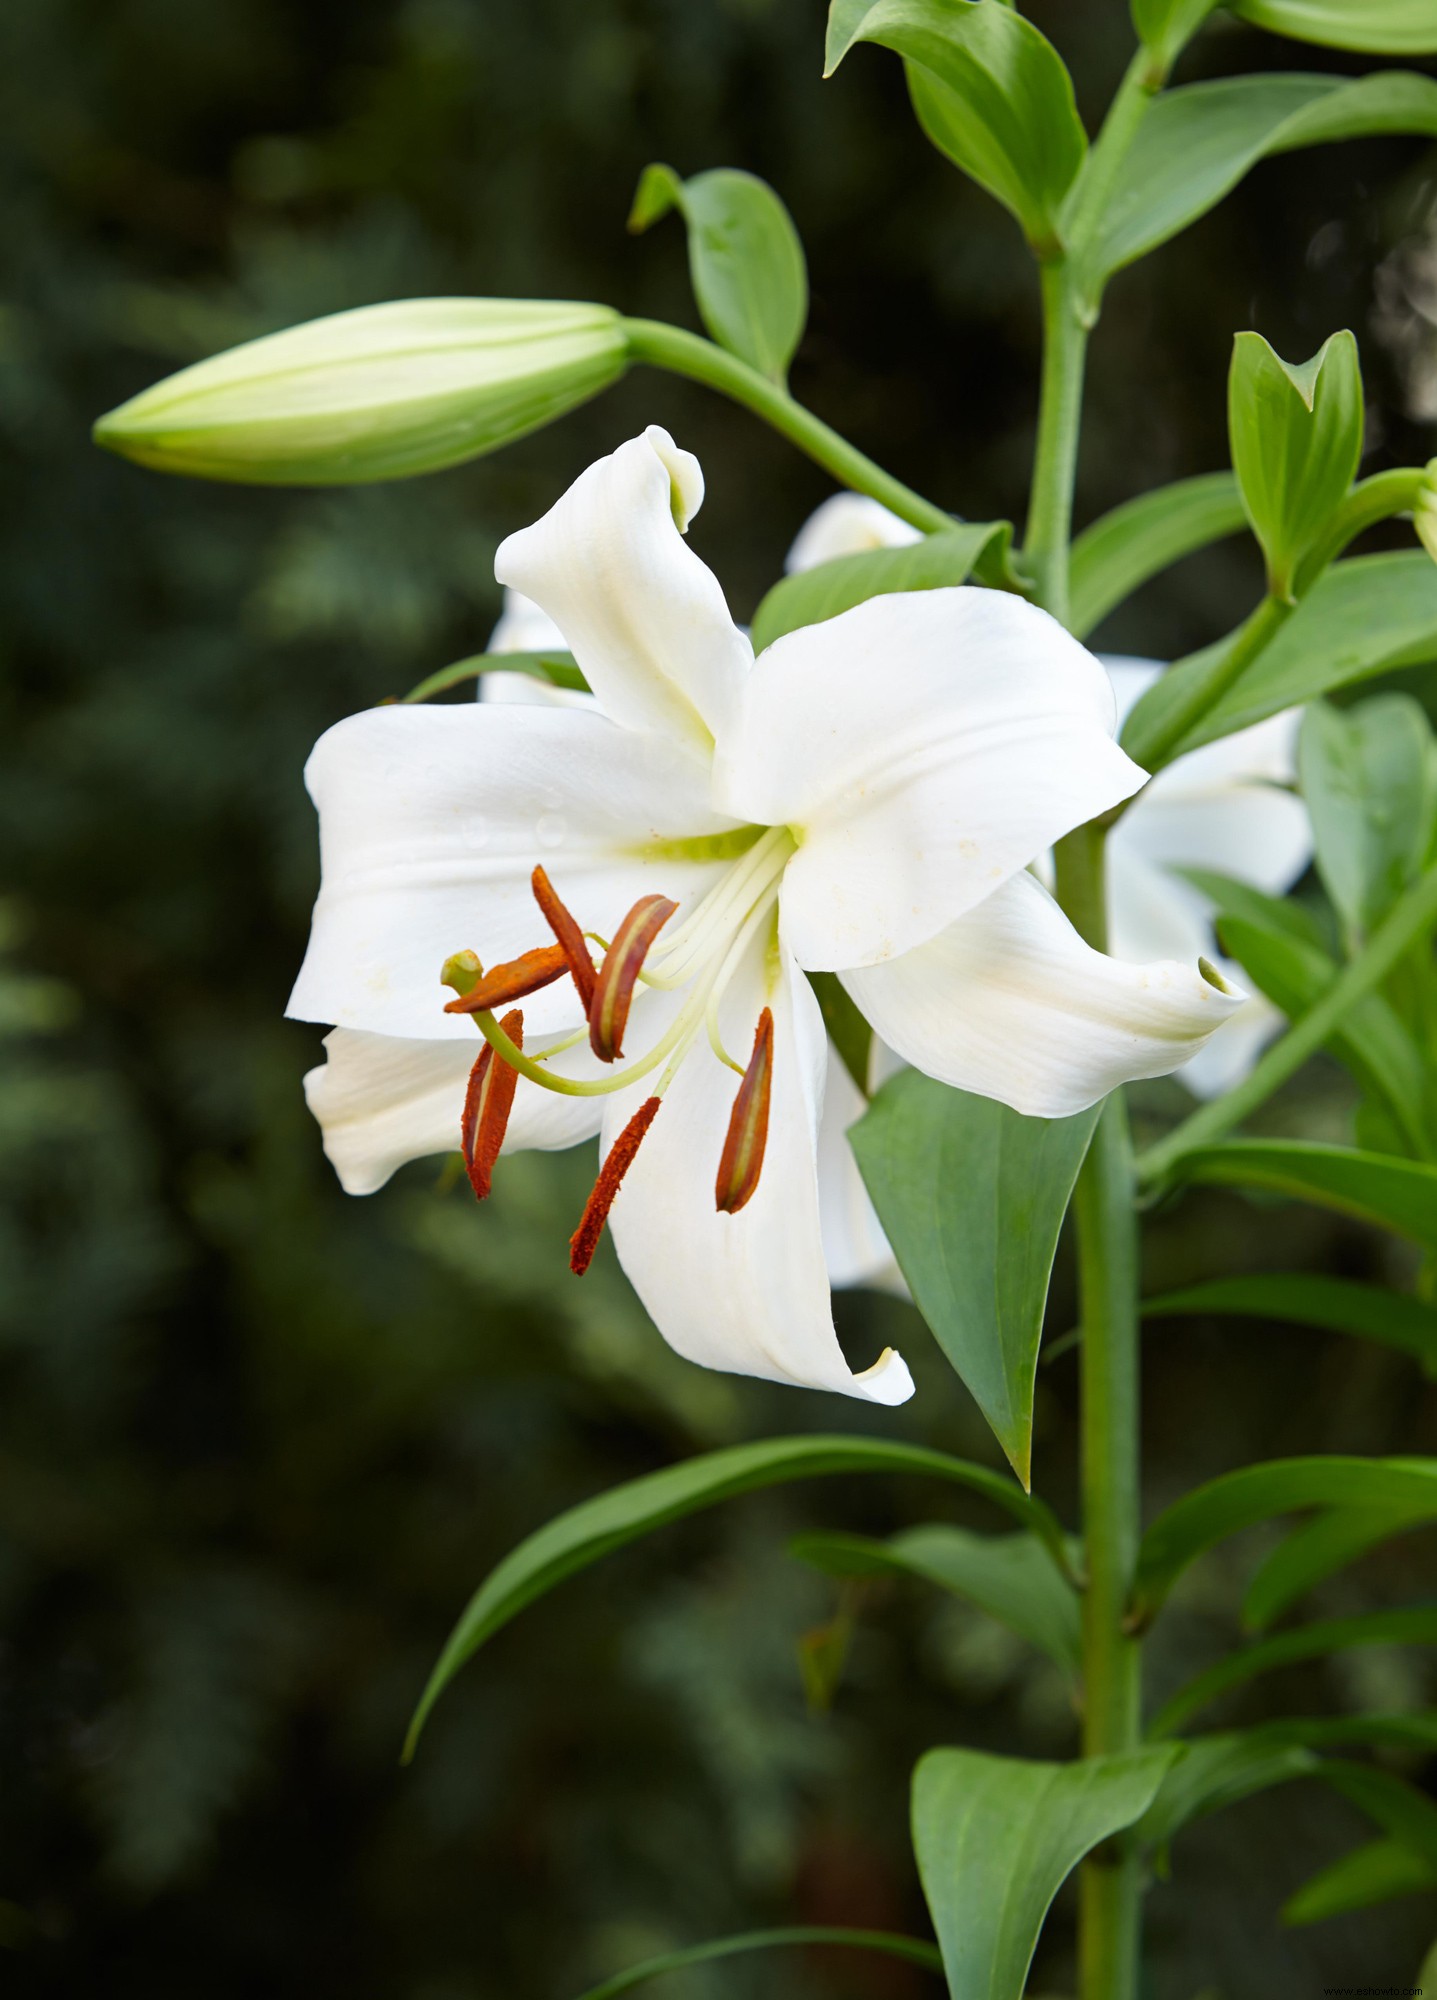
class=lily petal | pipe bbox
[302,1027,603,1195]
[287,700,738,1040]
[715,588,1145,971]
[488,586,567,654]
[841,869,1245,1118]
[786,492,921,571]
[495,425,752,753]
[602,940,913,1404]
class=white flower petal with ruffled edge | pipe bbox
[816,1050,904,1293]
[841,869,1245,1119]
[302,1027,605,1195]
[786,493,921,572]
[601,938,913,1404]
[714,588,1145,971]
[287,700,742,1041]
[494,425,752,753]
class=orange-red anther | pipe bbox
[589,895,677,1061]
[715,1008,774,1215]
[444,945,567,1015]
[531,865,597,1012]
[570,1096,661,1274]
[460,1009,523,1200]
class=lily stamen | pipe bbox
[531,865,598,1010]
[461,1007,523,1200]
[444,945,568,1014]
[589,894,678,1060]
[715,1008,774,1213]
[570,1097,661,1273]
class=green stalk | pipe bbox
[1137,860,1437,1188]
[1022,260,1088,626]
[1054,830,1145,2000]
[621,318,953,536]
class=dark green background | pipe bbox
[3,1,1436,1994]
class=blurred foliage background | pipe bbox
[4,0,1437,1994]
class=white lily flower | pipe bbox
[291,429,1240,1407]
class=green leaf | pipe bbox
[1245,1504,1437,1630]
[1068,472,1246,640]
[1141,1274,1437,1376]
[825,0,1087,253]
[1087,73,1437,292]
[1140,1714,1437,1853]
[1229,0,1437,56]
[850,1069,1101,1486]
[1176,868,1327,951]
[628,165,808,384]
[791,1524,1082,1671]
[1164,1140,1437,1256]
[573,1927,944,1999]
[1319,1760,1437,1869]
[405,1434,1063,1756]
[912,1746,1179,1998]
[1126,552,1437,761]
[399,648,586,704]
[1149,1606,1437,1738]
[1212,912,1430,1153]
[807,971,873,1096]
[1300,696,1437,942]
[1137,1731,1317,1853]
[748,521,1014,655]
[1133,1455,1437,1620]
[1229,329,1363,601]
[1284,1837,1437,1926]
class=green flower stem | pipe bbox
[1066,49,1165,289]
[1022,260,1089,627]
[1126,589,1292,774]
[621,318,953,536]
[1136,860,1437,1189]
[1055,829,1146,2000]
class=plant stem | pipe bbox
[1137,860,1437,1187]
[1022,260,1089,626]
[621,318,954,536]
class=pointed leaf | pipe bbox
[825,0,1087,252]
[749,521,1014,655]
[1134,1455,1437,1620]
[628,165,808,383]
[1284,1837,1437,1925]
[405,1434,1064,1755]
[1125,552,1437,761]
[1245,1502,1437,1630]
[1230,0,1437,55]
[1068,472,1246,640]
[1141,1715,1437,1852]
[850,1069,1101,1485]
[1165,1140,1437,1256]
[1319,1760,1437,1869]
[399,648,586,703]
[574,1926,945,1999]
[1300,696,1437,942]
[913,1746,1178,1999]
[791,1524,1082,1671]
[1088,72,1437,290]
[1229,329,1363,600]
[1141,1274,1437,1376]
[1150,1605,1437,1737]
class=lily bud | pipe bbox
[93,298,627,485]
[1417,461,1437,567]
